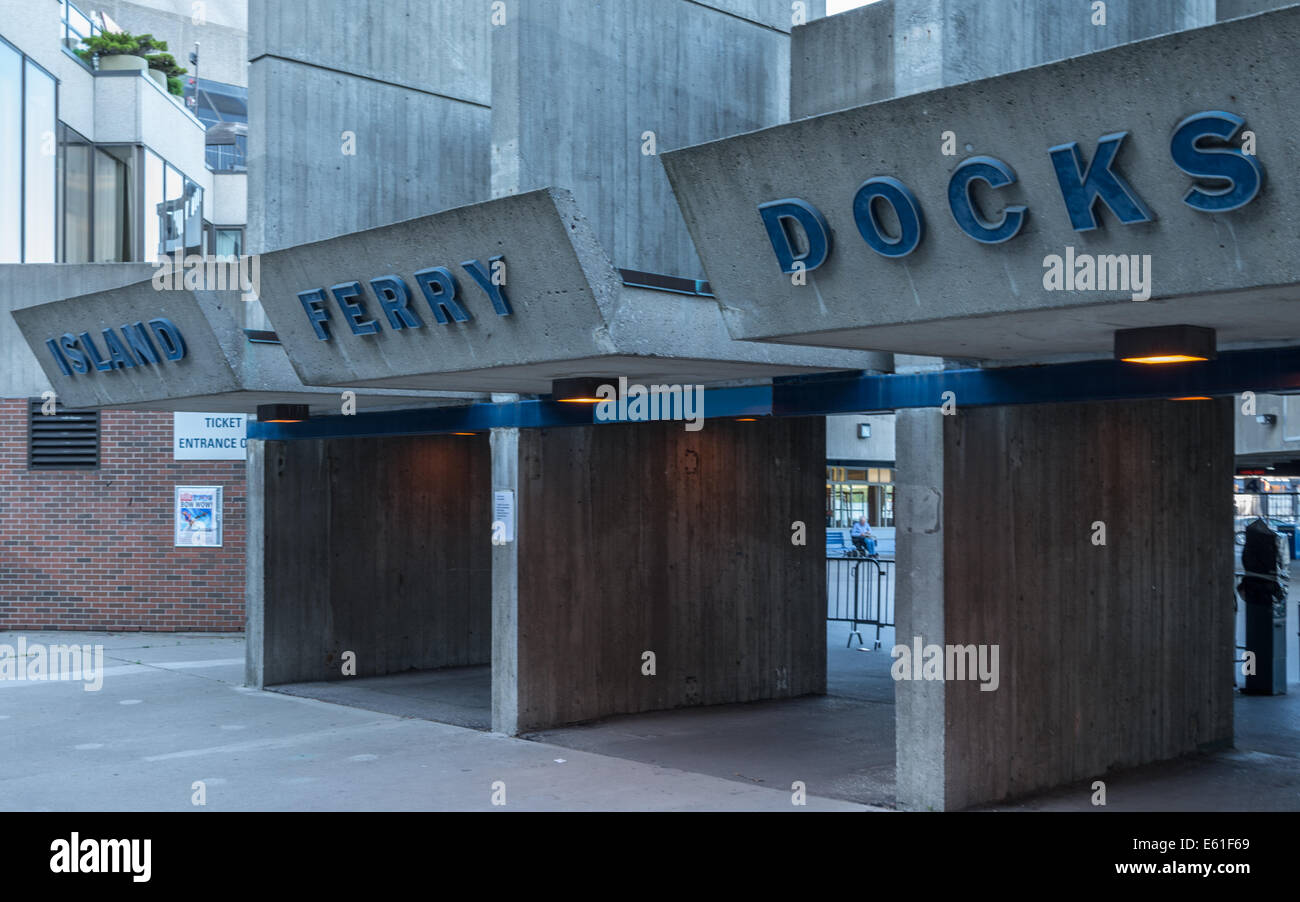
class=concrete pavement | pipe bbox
[4,626,1299,811]
[0,631,871,811]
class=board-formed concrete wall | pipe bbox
[492,0,805,278]
[1218,0,1296,18]
[247,0,492,255]
[247,434,492,687]
[896,398,1235,809]
[505,416,826,732]
[793,0,1215,117]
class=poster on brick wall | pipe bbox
[173,412,248,460]
[174,486,223,548]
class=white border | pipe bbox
[174,485,224,548]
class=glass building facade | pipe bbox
[0,37,56,263]
[826,464,894,528]
[3,13,210,265]
[187,77,247,173]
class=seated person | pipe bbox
[850,516,877,556]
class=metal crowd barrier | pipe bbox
[826,555,895,649]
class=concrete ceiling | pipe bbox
[757,285,1300,361]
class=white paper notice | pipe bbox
[493,490,515,543]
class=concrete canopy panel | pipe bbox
[256,188,621,390]
[10,278,483,413]
[663,6,1300,360]
[13,279,243,409]
[256,188,887,393]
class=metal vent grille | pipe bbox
[28,400,100,470]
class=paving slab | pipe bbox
[0,631,871,812]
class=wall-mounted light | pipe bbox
[256,403,310,423]
[551,377,612,403]
[858,422,872,439]
[1114,324,1216,364]
[1257,414,1278,426]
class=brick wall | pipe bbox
[0,399,245,631]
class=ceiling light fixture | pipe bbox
[256,403,310,423]
[551,377,614,403]
[1114,325,1216,364]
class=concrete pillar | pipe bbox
[489,417,827,734]
[894,399,1235,809]
[245,439,267,687]
[245,434,491,688]
[490,426,521,734]
[894,409,948,810]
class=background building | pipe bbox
[5,0,1300,813]
[0,0,250,630]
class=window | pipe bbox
[23,58,56,262]
[187,77,247,172]
[58,136,138,263]
[93,144,136,261]
[143,148,162,261]
[145,151,202,260]
[29,400,100,470]
[0,40,21,262]
[183,177,202,251]
[211,226,242,259]
[61,124,91,262]
[161,160,184,254]
[826,465,894,528]
[0,39,57,262]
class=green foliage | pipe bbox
[148,52,187,78]
[79,31,139,58]
[77,31,187,78]
[166,75,184,96]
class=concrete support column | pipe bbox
[894,399,1235,810]
[894,408,948,810]
[245,439,268,688]
[490,426,521,735]
[489,417,827,734]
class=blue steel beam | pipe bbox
[248,346,1300,441]
[772,346,1300,416]
[248,398,593,441]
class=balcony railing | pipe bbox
[60,0,101,54]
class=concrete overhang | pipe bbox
[661,5,1300,361]
[11,279,486,413]
[253,187,884,393]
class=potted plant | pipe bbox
[77,31,146,73]
[145,50,188,96]
[78,32,187,97]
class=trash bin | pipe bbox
[1238,517,1289,695]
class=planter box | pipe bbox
[98,54,146,73]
